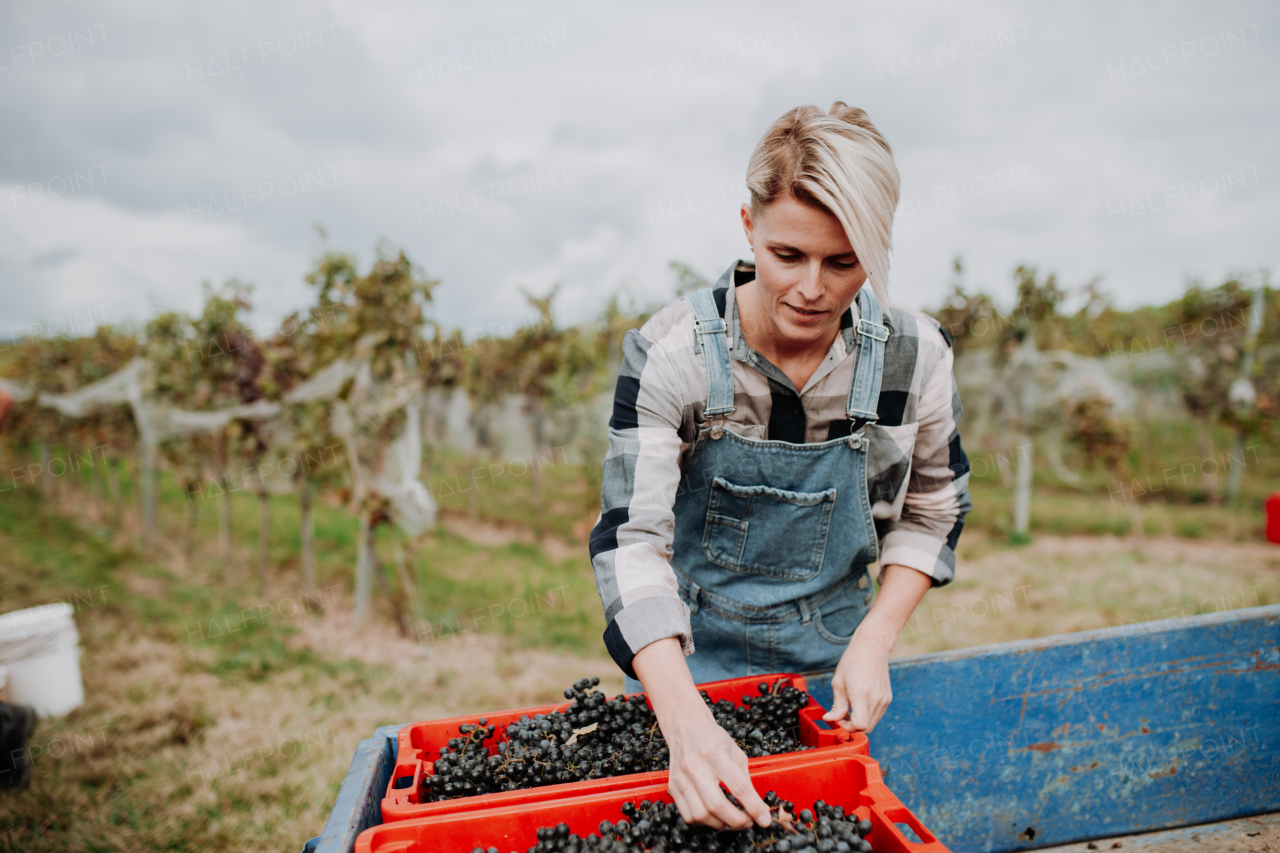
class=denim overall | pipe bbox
[625,285,889,691]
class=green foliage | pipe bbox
[260,306,347,493]
[146,281,261,409]
[494,287,597,407]
[928,264,1278,442]
[0,326,140,462]
[1066,397,1132,475]
[303,244,438,382]
[145,283,265,489]
[932,286,999,355]
[1167,276,1256,420]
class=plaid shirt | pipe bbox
[590,261,972,671]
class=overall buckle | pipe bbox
[692,316,727,353]
[856,318,889,342]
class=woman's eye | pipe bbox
[831,259,859,270]
[772,250,801,262]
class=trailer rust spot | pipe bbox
[1026,742,1063,753]
[1249,649,1280,672]
[1140,726,1151,734]
[1093,659,1232,687]
[1068,761,1101,772]
[1149,763,1178,779]
[994,652,1257,712]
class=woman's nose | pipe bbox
[795,262,824,302]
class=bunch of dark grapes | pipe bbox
[426,677,814,802]
[469,794,876,853]
[427,712,581,798]
[702,680,811,758]
[428,720,501,798]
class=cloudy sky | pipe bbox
[1,1,1276,341]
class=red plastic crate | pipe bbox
[358,750,949,853]
[382,674,867,823]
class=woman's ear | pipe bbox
[740,203,755,250]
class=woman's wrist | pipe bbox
[632,638,716,734]
[852,612,899,655]
[657,691,718,739]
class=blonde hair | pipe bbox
[746,102,900,307]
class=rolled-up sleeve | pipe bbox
[878,340,972,586]
[590,328,692,678]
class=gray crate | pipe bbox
[304,723,406,853]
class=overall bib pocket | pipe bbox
[701,477,837,581]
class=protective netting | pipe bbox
[955,346,1130,437]
[283,358,357,404]
[0,378,33,401]
[330,362,435,537]
[5,356,434,537]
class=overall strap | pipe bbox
[687,288,735,417]
[846,286,890,423]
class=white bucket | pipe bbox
[0,603,85,717]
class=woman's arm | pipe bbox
[820,563,931,731]
[592,328,692,675]
[633,639,772,829]
[877,326,973,585]
[823,321,971,732]
[593,323,771,827]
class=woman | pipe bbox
[590,103,971,829]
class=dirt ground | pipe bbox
[894,529,1279,655]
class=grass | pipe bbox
[421,445,599,542]
[62,452,606,654]
[963,419,1278,543]
[410,532,599,648]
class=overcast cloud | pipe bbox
[1,1,1277,340]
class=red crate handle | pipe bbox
[870,803,949,852]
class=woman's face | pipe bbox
[740,194,867,350]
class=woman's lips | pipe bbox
[785,303,827,323]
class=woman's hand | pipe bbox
[821,563,933,733]
[664,707,767,829]
[823,620,894,732]
[633,639,771,830]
